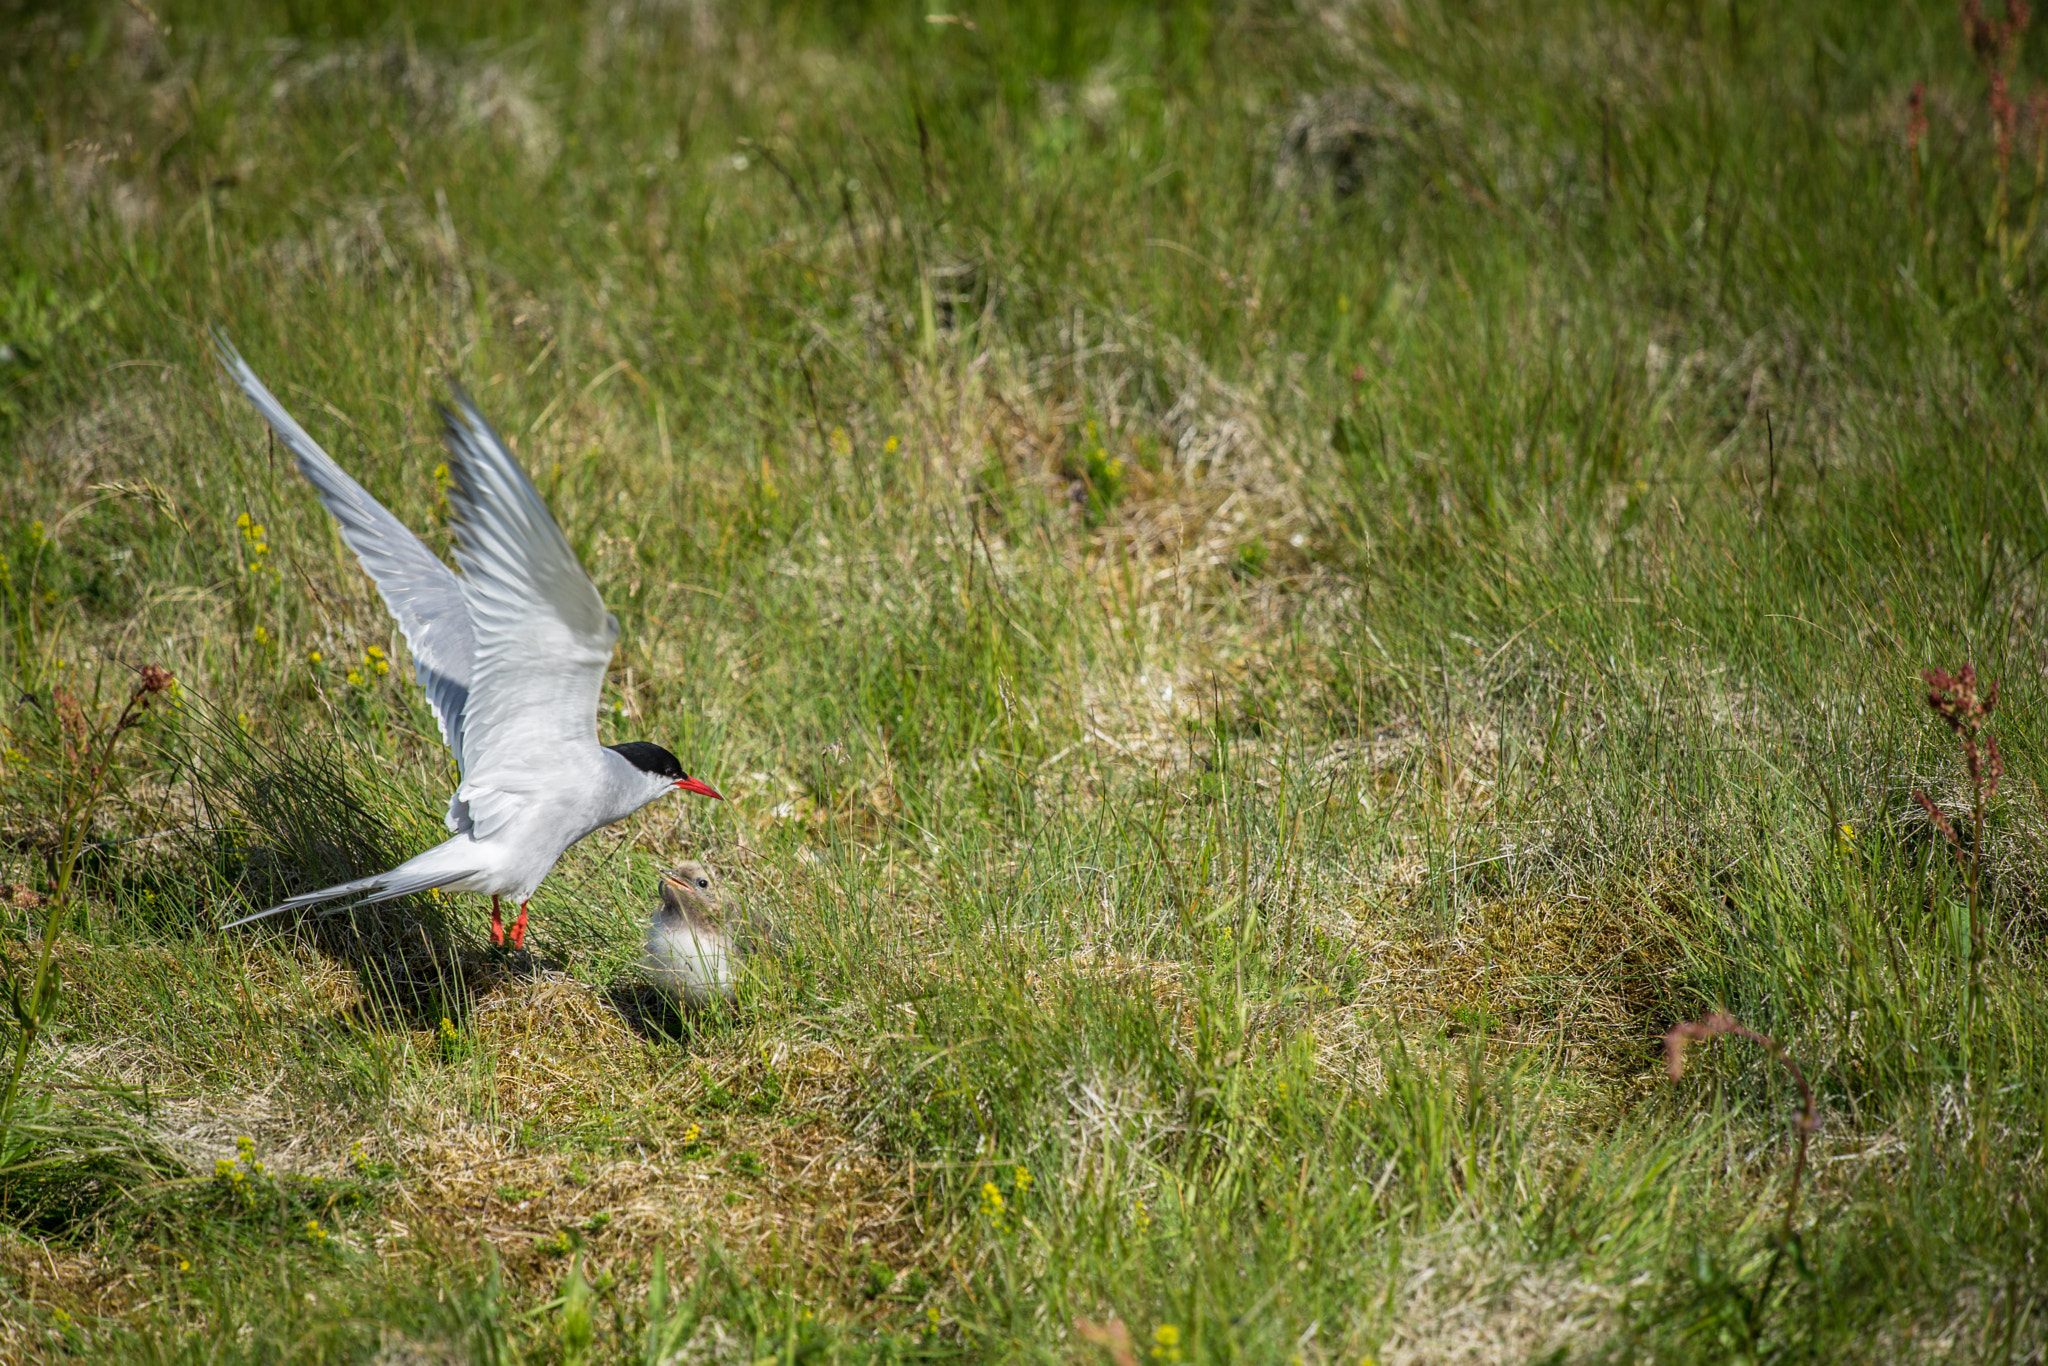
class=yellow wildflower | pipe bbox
[979,1181,1007,1230]
[1152,1324,1181,1362]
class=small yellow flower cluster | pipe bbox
[1151,1324,1182,1363]
[682,1122,702,1145]
[1133,1198,1152,1232]
[439,1016,459,1042]
[252,624,273,649]
[432,463,453,509]
[979,1180,1008,1232]
[1013,1165,1032,1194]
[234,1134,268,1178]
[925,1306,941,1336]
[884,435,901,454]
[215,1144,260,1202]
[346,644,391,688]
[236,513,279,581]
[829,427,852,456]
[303,1218,327,1243]
[349,1140,370,1172]
[308,649,323,665]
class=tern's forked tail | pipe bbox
[218,853,479,932]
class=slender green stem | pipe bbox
[0,677,161,1142]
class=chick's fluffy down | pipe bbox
[644,917,736,1003]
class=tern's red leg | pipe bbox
[507,900,530,950]
[489,895,505,947]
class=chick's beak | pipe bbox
[675,775,724,800]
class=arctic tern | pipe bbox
[212,337,722,949]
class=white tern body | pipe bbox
[211,337,720,944]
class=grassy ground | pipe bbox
[3,0,2047,1360]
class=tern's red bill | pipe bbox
[676,775,725,800]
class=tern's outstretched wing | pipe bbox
[214,335,476,773]
[438,389,618,842]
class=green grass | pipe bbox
[3,0,2047,1360]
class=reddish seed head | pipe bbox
[1664,1010,1739,1081]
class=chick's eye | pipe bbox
[696,878,709,889]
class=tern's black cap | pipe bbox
[608,741,686,780]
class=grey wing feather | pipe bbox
[435,388,617,837]
[213,334,476,774]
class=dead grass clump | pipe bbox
[1361,891,1688,1077]
[378,974,917,1293]
[1275,86,1430,202]
[1368,1247,1626,1366]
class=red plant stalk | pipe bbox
[1960,1,2036,264]
[1913,664,2002,984]
[1665,1012,1819,1239]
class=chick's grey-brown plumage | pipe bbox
[644,861,776,1005]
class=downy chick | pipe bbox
[644,861,754,1005]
